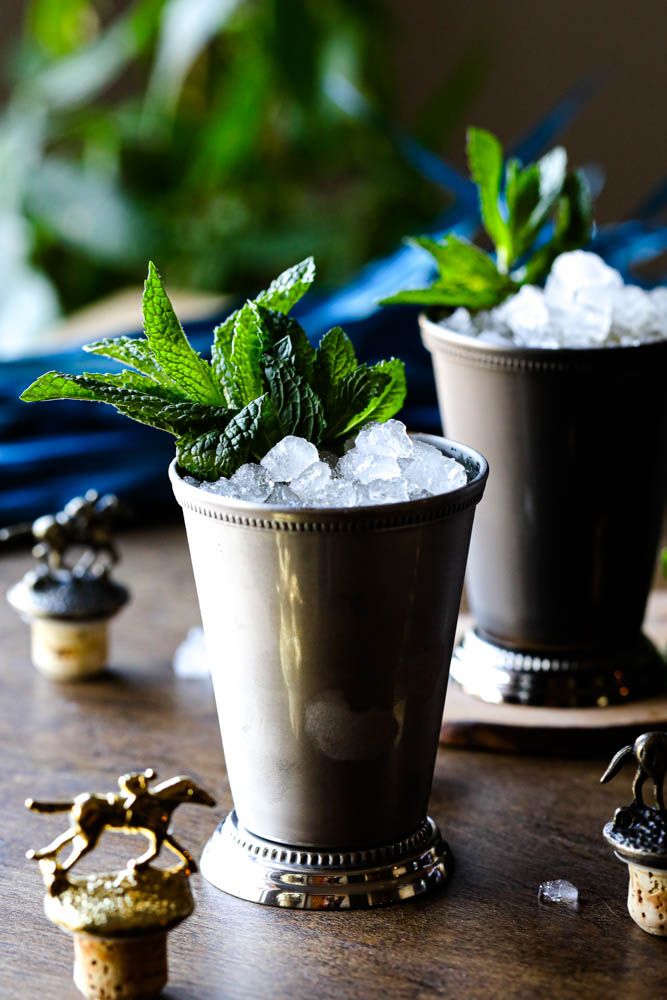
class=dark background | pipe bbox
[3,0,667,226]
[385,0,667,224]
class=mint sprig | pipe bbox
[381,126,593,311]
[21,258,406,481]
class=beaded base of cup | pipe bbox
[201,810,450,909]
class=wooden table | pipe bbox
[1,528,665,999]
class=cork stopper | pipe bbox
[31,618,109,680]
[8,569,128,680]
[627,864,667,936]
[73,932,167,1000]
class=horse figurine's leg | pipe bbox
[26,827,77,862]
[162,834,198,874]
[60,833,96,871]
[632,766,647,807]
[129,830,161,870]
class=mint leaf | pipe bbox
[383,129,594,312]
[175,429,226,480]
[256,256,316,313]
[21,371,190,433]
[380,283,513,310]
[23,255,411,482]
[359,358,407,424]
[466,126,510,268]
[529,146,568,233]
[211,311,238,403]
[314,326,357,401]
[507,147,568,260]
[256,307,316,380]
[380,236,516,310]
[82,336,181,390]
[211,258,315,399]
[143,262,223,405]
[323,366,389,440]
[157,402,232,436]
[522,170,593,285]
[413,235,508,289]
[176,395,269,480]
[230,300,270,405]
[263,354,326,443]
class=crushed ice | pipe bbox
[538,879,579,909]
[183,419,468,507]
[439,250,667,349]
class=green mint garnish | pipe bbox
[21,258,406,481]
[381,126,593,311]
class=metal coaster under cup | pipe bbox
[451,629,666,707]
[200,811,450,910]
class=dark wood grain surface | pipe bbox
[1,527,666,1000]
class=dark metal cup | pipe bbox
[170,435,487,908]
[421,313,667,707]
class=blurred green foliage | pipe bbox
[1,0,487,341]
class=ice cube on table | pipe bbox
[172,627,210,678]
[265,483,300,506]
[337,449,402,484]
[400,441,468,494]
[354,419,413,459]
[291,461,333,500]
[230,463,273,501]
[260,436,319,482]
[537,879,579,909]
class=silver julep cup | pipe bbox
[421,314,667,708]
[169,434,487,909]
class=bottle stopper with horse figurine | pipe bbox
[7,490,129,681]
[25,767,216,999]
[601,730,667,936]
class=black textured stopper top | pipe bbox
[601,731,667,868]
[604,805,667,868]
[7,569,129,622]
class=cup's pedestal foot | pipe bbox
[451,629,667,707]
[200,811,450,910]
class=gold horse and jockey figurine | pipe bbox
[26,770,216,998]
[26,768,216,892]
